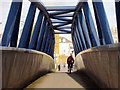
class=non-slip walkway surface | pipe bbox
[25,71,99,89]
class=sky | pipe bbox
[0,0,117,41]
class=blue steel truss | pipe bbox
[1,0,120,57]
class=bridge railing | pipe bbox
[1,0,55,58]
[72,0,120,56]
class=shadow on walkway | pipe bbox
[67,70,100,90]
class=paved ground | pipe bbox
[25,70,99,89]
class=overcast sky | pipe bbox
[0,0,117,41]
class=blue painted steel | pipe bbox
[82,2,100,47]
[52,14,73,17]
[18,2,36,48]
[76,17,87,50]
[50,40,54,56]
[44,29,51,53]
[92,3,105,45]
[46,6,75,11]
[73,36,79,54]
[74,25,83,51]
[36,17,47,51]
[28,11,44,49]
[115,1,120,42]
[47,35,53,54]
[50,10,74,16]
[1,2,22,46]
[53,22,71,27]
[74,30,81,52]
[57,27,71,29]
[78,11,92,48]
[10,2,22,47]
[93,1,114,44]
[72,37,77,55]
[40,23,50,52]
[51,16,72,22]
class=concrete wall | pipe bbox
[0,47,54,88]
[75,43,120,88]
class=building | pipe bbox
[59,36,74,56]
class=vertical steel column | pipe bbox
[75,24,83,51]
[73,35,79,54]
[72,36,77,56]
[51,40,55,57]
[74,29,81,53]
[50,39,55,57]
[47,35,53,55]
[92,3,105,45]
[82,2,100,47]
[18,2,36,48]
[76,17,87,50]
[73,32,79,54]
[78,10,92,48]
[10,2,22,47]
[44,29,51,53]
[93,1,114,44]
[36,17,47,51]
[115,1,120,42]
[28,11,44,49]
[1,1,22,46]
[40,23,50,52]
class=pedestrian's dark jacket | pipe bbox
[67,56,74,64]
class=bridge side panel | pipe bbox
[1,47,54,88]
[75,44,119,88]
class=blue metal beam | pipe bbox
[46,6,75,11]
[78,11,92,48]
[1,2,22,46]
[44,29,51,53]
[72,36,77,56]
[74,29,81,52]
[73,34,79,54]
[82,2,100,47]
[47,35,53,55]
[56,27,71,29]
[115,1,120,42]
[10,2,22,47]
[53,22,71,27]
[74,25,83,51]
[50,16,72,22]
[92,3,105,45]
[49,39,54,56]
[18,2,36,48]
[52,14,73,17]
[49,10,74,16]
[75,17,87,50]
[93,1,114,44]
[40,23,50,52]
[36,17,47,51]
[28,11,44,49]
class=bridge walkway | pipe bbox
[25,71,99,89]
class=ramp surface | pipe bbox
[25,71,99,89]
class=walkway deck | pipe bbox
[25,71,99,89]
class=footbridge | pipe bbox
[0,0,120,89]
